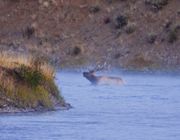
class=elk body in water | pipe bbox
[83,71,123,85]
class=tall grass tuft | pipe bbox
[0,51,65,111]
[0,51,54,79]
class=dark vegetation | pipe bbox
[147,33,157,44]
[168,26,180,43]
[89,5,100,13]
[114,15,128,29]
[145,0,169,11]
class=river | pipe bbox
[0,71,180,140]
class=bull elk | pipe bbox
[83,65,123,85]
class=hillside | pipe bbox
[0,0,179,70]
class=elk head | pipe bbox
[83,70,95,78]
[83,62,108,83]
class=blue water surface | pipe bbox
[0,71,180,140]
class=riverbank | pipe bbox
[0,52,70,113]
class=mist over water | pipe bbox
[0,71,180,140]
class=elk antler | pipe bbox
[89,62,109,73]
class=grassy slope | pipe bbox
[0,52,67,113]
[0,0,179,70]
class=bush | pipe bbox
[168,30,177,43]
[105,0,126,4]
[71,46,82,56]
[114,53,122,59]
[23,26,35,39]
[147,33,157,44]
[0,52,65,111]
[15,65,43,88]
[115,15,128,29]
[103,17,111,24]
[168,25,179,43]
[125,24,136,34]
[145,0,169,11]
[89,5,100,14]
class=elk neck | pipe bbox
[83,72,98,84]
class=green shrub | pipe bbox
[15,65,43,88]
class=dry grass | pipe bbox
[0,70,14,93]
[0,51,64,110]
[0,51,54,79]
